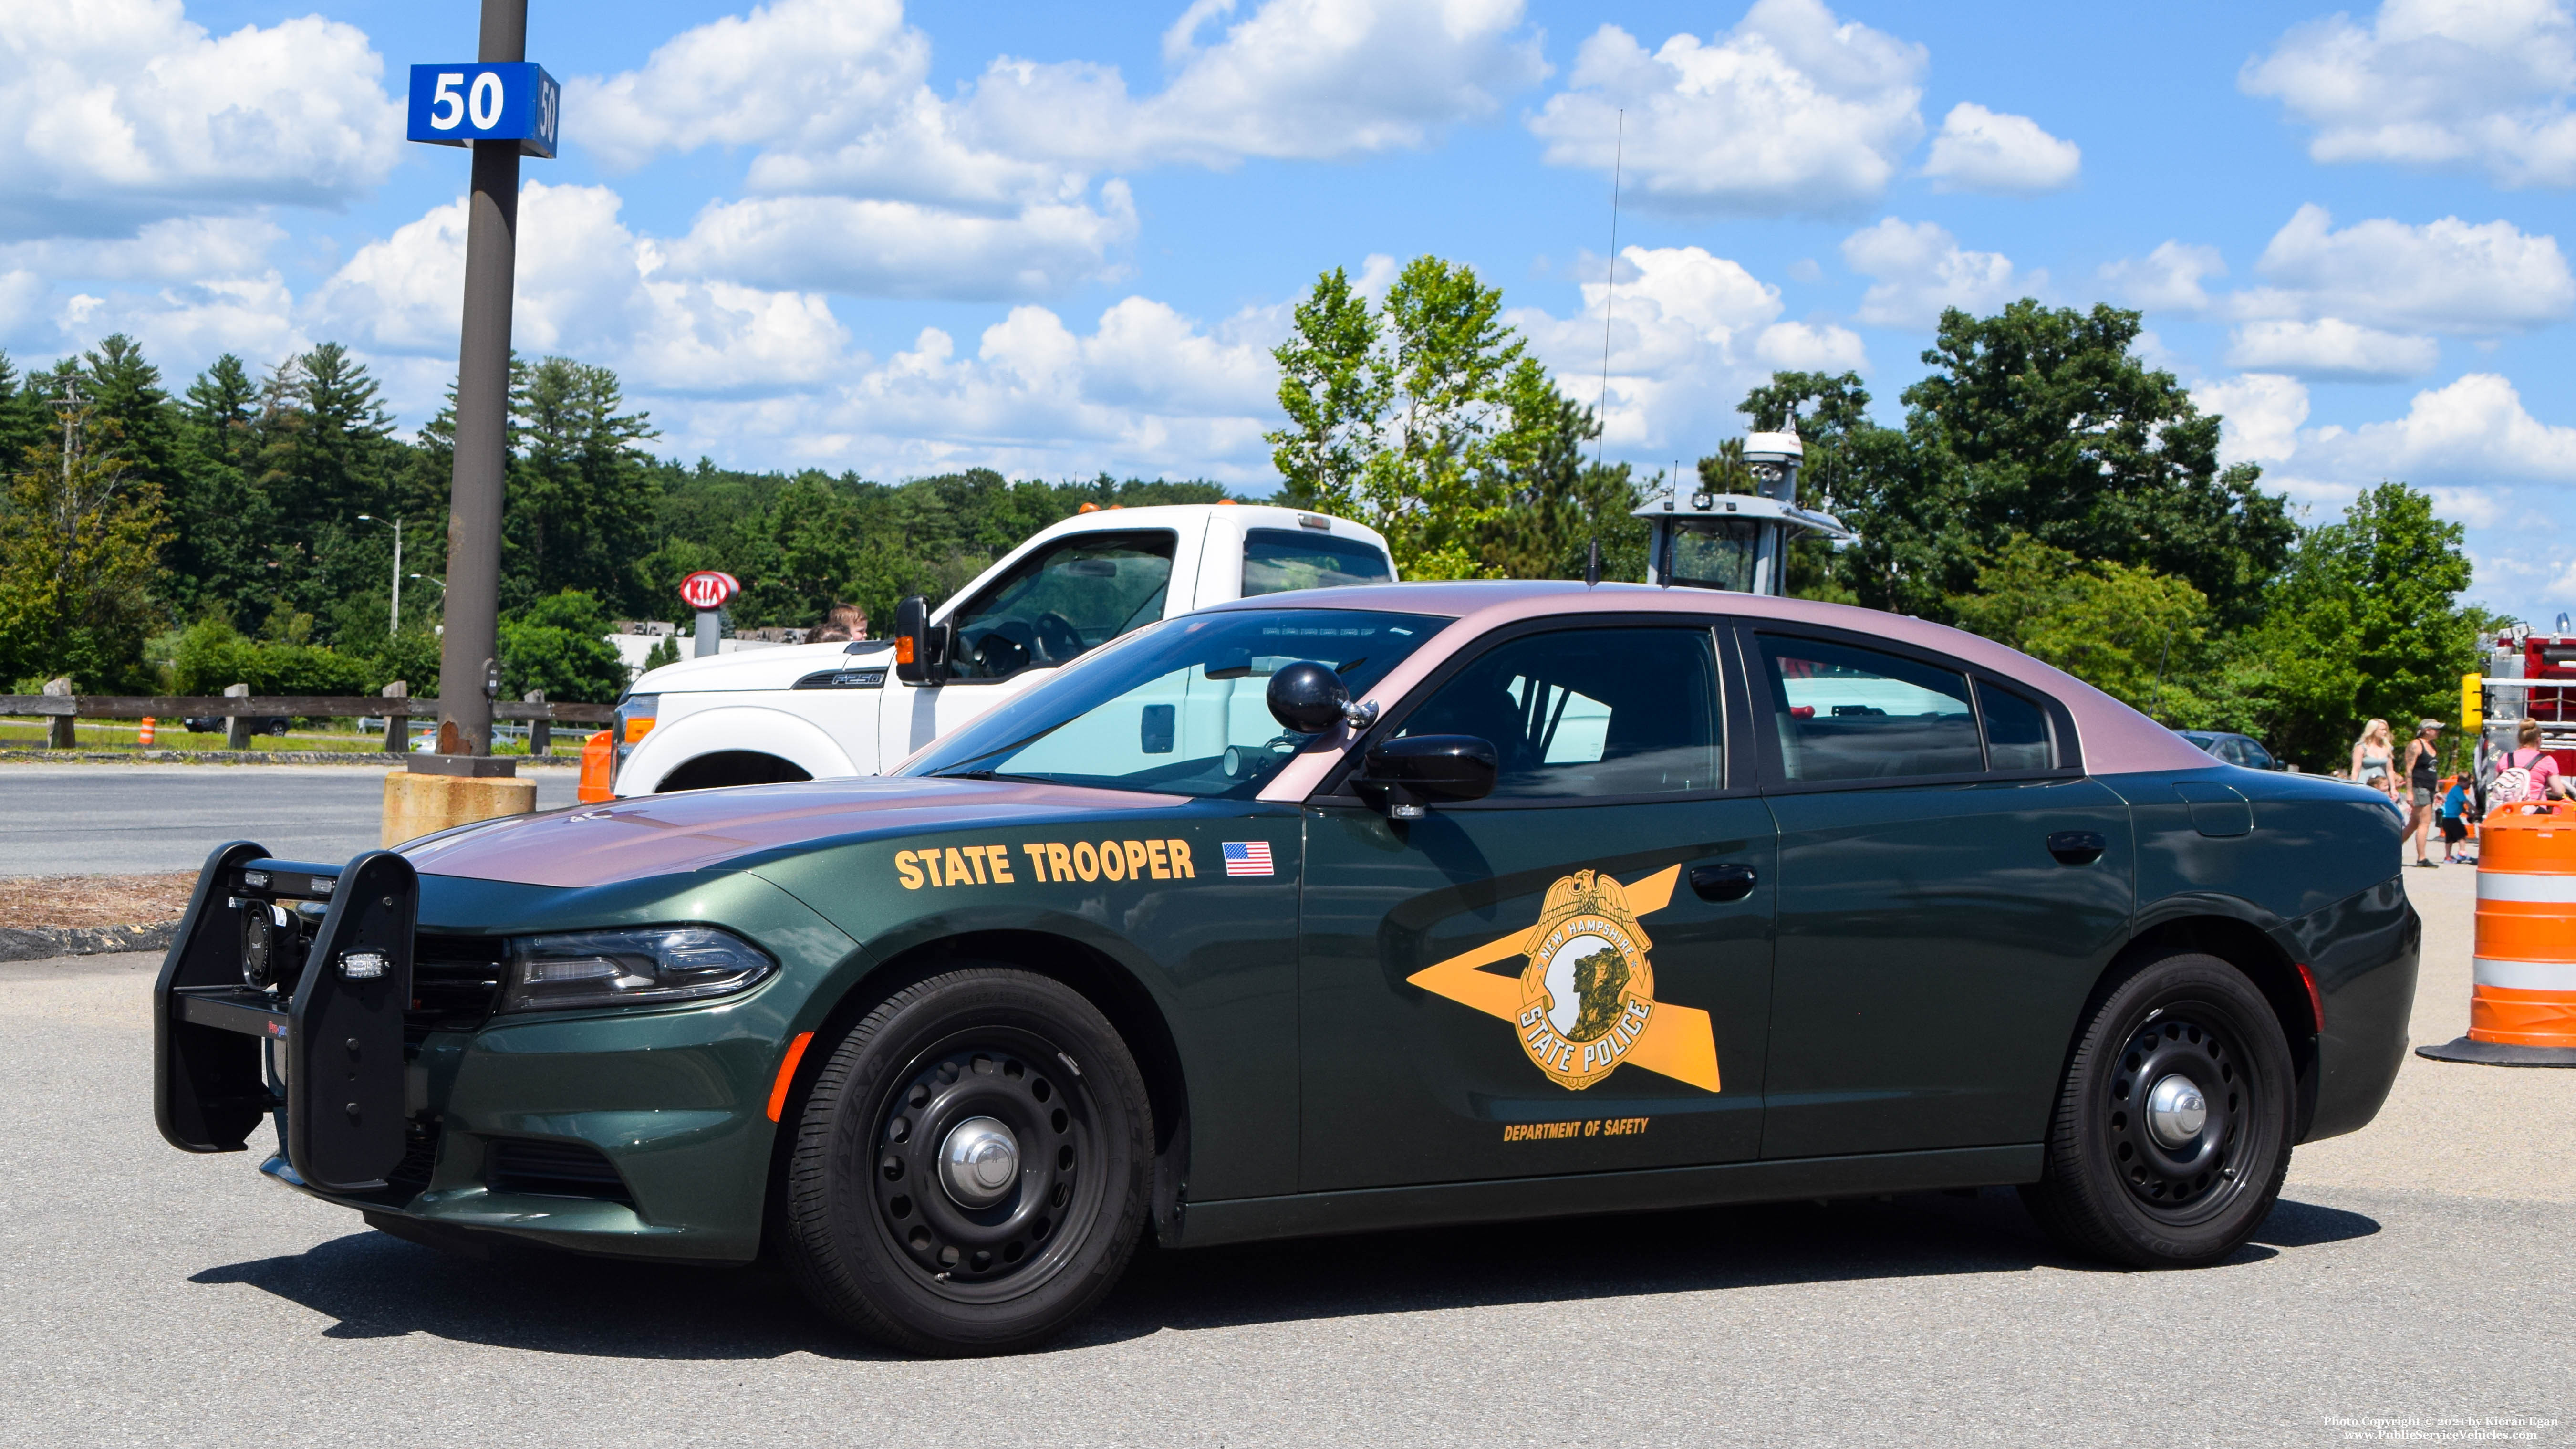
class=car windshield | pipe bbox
[900,608,1452,797]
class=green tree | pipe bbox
[1755,304,2294,624]
[499,589,630,703]
[169,354,280,621]
[506,355,659,611]
[0,419,170,690]
[1268,256,1577,579]
[2233,482,2479,767]
[1950,536,2215,719]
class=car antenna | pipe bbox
[1587,109,1622,590]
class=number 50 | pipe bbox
[428,70,506,131]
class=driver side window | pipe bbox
[945,531,1177,682]
[1393,627,1723,799]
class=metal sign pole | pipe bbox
[430,0,528,762]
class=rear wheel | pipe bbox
[2020,950,2294,1268]
[781,967,1150,1355]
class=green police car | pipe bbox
[155,582,2417,1355]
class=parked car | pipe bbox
[2177,729,2283,771]
[181,716,290,737]
[156,583,2414,1355]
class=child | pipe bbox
[2440,776,2472,864]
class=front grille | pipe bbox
[410,935,507,1037]
[488,1137,633,1203]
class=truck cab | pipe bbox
[599,503,1395,796]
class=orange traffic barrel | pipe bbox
[137,716,155,748]
[2420,800,2576,1066]
[577,729,614,803]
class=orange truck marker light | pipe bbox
[768,1032,816,1122]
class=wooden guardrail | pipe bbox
[0,692,613,753]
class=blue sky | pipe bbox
[6,0,2575,612]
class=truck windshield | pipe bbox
[902,608,1451,797]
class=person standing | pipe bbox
[2402,719,2444,866]
[2351,719,2396,799]
[2491,720,2567,806]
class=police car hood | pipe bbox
[401,775,1181,888]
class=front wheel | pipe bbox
[781,967,1151,1355]
[2020,950,2295,1268]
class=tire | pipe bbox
[2020,950,2295,1268]
[781,966,1152,1355]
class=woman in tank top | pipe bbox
[2350,719,2395,800]
[2403,719,2444,867]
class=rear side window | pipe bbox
[1241,527,1393,597]
[1758,635,1981,781]
[1978,679,2056,771]
[1396,627,1721,798]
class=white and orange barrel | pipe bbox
[2423,802,2576,1065]
[137,716,155,748]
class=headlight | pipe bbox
[499,927,775,1014]
[612,694,658,785]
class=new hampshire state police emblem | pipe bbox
[1516,869,1657,1090]
[1405,864,1723,1094]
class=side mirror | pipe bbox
[1267,660,1350,733]
[893,594,946,684]
[1360,734,1497,819]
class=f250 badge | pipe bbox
[1407,866,1721,1094]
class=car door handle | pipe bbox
[2047,831,2108,866]
[1690,863,1759,902]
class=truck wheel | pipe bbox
[2020,950,2295,1268]
[781,966,1151,1355]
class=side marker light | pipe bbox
[768,1031,816,1122]
[2295,962,2324,1034]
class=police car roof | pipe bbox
[1209,580,2212,777]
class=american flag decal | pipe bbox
[1222,841,1275,877]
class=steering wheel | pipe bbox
[964,626,1030,678]
[1033,612,1084,664]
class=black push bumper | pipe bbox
[153,841,419,1194]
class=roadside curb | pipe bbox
[0,921,177,962]
[0,750,577,767]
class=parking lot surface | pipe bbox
[0,861,2565,1447]
[0,765,579,876]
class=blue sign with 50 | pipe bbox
[405,63,559,158]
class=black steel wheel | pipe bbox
[782,966,1150,1355]
[2021,950,2295,1268]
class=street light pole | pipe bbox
[357,514,403,631]
[431,0,527,761]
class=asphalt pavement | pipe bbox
[0,764,580,875]
[0,861,2566,1446]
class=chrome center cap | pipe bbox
[2146,1074,2209,1148]
[938,1116,1019,1208]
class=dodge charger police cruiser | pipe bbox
[156,582,2415,1355]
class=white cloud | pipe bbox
[2225,318,2440,380]
[1527,0,1927,215]
[2243,0,2576,187]
[1755,320,1868,371]
[1840,218,2035,328]
[2303,373,2576,483]
[308,183,853,397]
[1506,244,1814,450]
[571,0,1542,182]
[0,0,400,238]
[966,0,1547,168]
[0,216,282,282]
[2237,204,2574,333]
[2192,373,2310,467]
[662,184,1139,301]
[1921,102,2080,193]
[2099,241,2227,312]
